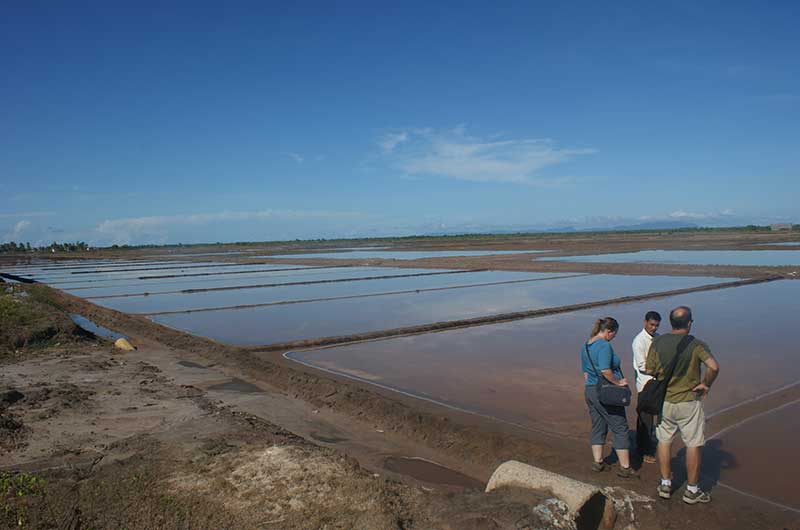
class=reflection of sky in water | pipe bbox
[255,250,550,259]
[151,274,728,345]
[537,249,800,266]
[291,280,800,441]
[3,260,186,276]
[97,271,572,314]
[62,267,413,297]
[757,241,800,247]
[26,263,308,283]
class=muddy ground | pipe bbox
[2,231,799,529]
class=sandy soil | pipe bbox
[2,231,799,529]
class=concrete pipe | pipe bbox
[485,460,614,530]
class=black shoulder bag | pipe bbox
[584,343,632,407]
[636,335,695,415]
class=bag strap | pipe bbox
[659,334,695,383]
[584,342,623,383]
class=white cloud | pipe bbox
[668,209,735,221]
[378,132,409,153]
[94,209,367,245]
[287,153,304,164]
[0,211,55,218]
[380,127,594,184]
[4,220,31,241]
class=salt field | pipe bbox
[151,274,730,344]
[536,249,800,266]
[288,279,800,508]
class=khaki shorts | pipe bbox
[657,400,705,447]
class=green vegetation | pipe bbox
[0,241,89,253]
[0,472,46,529]
[1,224,797,254]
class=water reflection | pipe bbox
[256,250,550,260]
[537,249,800,266]
[151,274,728,345]
[289,280,800,508]
[101,271,573,314]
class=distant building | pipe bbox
[771,223,792,231]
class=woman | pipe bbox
[581,317,636,478]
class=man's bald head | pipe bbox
[670,306,693,330]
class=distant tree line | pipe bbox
[0,241,90,253]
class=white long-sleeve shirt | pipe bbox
[632,328,658,392]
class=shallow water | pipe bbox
[20,263,305,283]
[98,271,573,314]
[69,314,126,341]
[383,457,482,489]
[255,250,550,260]
[288,280,800,508]
[151,274,729,345]
[537,249,800,266]
[61,266,421,297]
[710,401,800,509]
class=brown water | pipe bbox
[382,456,483,489]
[289,280,800,507]
[708,401,800,510]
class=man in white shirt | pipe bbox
[633,311,661,463]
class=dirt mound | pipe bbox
[0,284,93,357]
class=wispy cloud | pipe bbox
[0,211,55,219]
[4,220,31,241]
[667,209,735,221]
[378,132,409,153]
[94,209,367,245]
[379,127,594,184]
[287,153,304,164]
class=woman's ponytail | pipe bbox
[590,316,619,338]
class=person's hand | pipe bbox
[692,383,710,398]
[617,378,628,387]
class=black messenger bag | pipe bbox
[584,343,632,407]
[636,335,694,416]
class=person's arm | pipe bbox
[692,353,720,395]
[643,343,661,376]
[632,334,647,374]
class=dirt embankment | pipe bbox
[12,283,792,529]
[0,285,619,530]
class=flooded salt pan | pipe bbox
[97,271,574,314]
[257,250,550,260]
[288,280,800,508]
[151,274,730,345]
[537,249,800,266]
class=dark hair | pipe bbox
[590,317,619,337]
[670,306,693,330]
[645,311,662,322]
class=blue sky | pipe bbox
[2,1,798,245]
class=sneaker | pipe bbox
[657,483,672,499]
[591,461,606,472]
[616,466,638,479]
[682,488,711,504]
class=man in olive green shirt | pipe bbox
[645,306,720,505]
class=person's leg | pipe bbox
[586,387,608,468]
[658,441,672,479]
[616,448,630,469]
[656,402,679,498]
[606,404,635,476]
[637,411,656,461]
[686,446,702,485]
